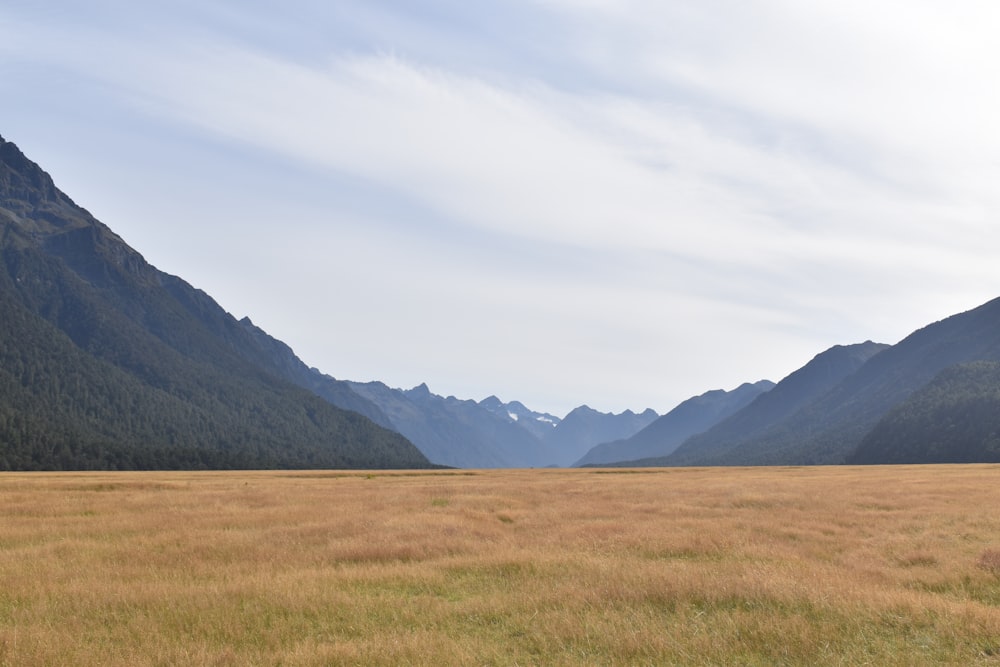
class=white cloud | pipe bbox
[3,1,1000,413]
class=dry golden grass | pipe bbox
[2,465,1000,665]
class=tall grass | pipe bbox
[1,465,999,665]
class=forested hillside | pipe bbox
[848,361,1000,464]
[0,134,429,470]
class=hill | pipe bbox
[0,134,429,470]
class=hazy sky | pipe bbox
[3,1,1000,416]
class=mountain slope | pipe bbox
[0,134,429,470]
[574,381,773,466]
[664,341,888,465]
[849,361,1000,464]
[669,299,1000,465]
[234,316,395,429]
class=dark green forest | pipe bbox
[848,361,1000,464]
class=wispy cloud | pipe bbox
[3,1,1000,413]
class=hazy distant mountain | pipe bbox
[345,382,555,467]
[662,342,888,465]
[574,381,773,466]
[545,405,659,467]
[346,382,656,468]
[0,134,429,470]
[479,395,561,441]
[479,401,661,468]
[349,381,506,467]
[849,361,1000,464]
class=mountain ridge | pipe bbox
[662,341,890,466]
[635,300,1000,467]
[0,134,430,470]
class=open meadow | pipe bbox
[1,465,1000,665]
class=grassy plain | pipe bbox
[1,465,1000,665]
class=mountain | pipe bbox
[661,341,889,465]
[234,316,395,429]
[346,382,656,468]
[479,395,560,441]
[476,398,659,467]
[546,405,659,466]
[655,298,1000,466]
[848,361,1000,464]
[347,381,553,467]
[0,134,430,470]
[574,381,773,466]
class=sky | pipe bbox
[2,1,1000,417]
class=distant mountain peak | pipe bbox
[0,137,70,213]
[478,394,562,431]
[479,395,503,410]
[408,382,431,397]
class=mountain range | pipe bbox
[345,381,658,468]
[598,301,1000,467]
[4,131,1000,470]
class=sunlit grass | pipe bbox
[2,465,1000,665]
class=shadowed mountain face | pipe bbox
[574,381,774,467]
[0,134,429,470]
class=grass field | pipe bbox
[1,465,1000,665]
